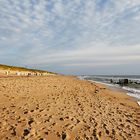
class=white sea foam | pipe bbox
[127,92,140,99]
[121,87,140,106]
[122,87,140,94]
[78,76,88,80]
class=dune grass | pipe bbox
[0,64,56,74]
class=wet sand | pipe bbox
[0,75,140,140]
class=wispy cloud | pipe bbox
[0,0,140,74]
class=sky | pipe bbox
[0,0,140,75]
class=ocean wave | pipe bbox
[122,87,140,94]
[127,93,140,100]
[82,76,140,84]
[122,86,140,101]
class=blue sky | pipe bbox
[0,0,140,75]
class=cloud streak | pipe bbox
[0,0,140,74]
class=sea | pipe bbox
[78,75,140,106]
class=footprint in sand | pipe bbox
[61,131,67,140]
[28,117,34,126]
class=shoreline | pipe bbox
[85,79,139,108]
[0,75,140,139]
[80,78,140,107]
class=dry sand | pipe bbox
[0,75,140,140]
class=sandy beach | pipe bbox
[0,75,140,140]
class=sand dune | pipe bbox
[0,75,140,140]
[0,64,56,77]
